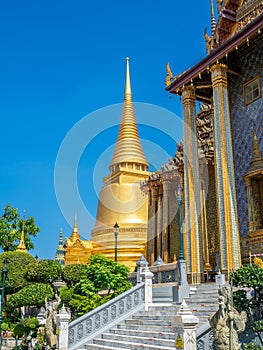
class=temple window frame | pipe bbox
[243,76,261,106]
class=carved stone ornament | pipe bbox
[209,286,247,349]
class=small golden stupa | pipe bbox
[17,221,27,252]
[91,58,150,270]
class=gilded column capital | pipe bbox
[210,63,228,87]
[182,85,196,104]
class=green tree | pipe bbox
[85,254,132,294]
[60,254,132,318]
[0,251,36,294]
[62,263,88,287]
[7,283,54,308]
[25,259,62,283]
[230,265,263,347]
[0,204,40,251]
[230,265,263,315]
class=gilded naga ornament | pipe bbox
[165,62,174,86]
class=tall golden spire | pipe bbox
[17,221,27,252]
[109,58,148,171]
[70,214,80,243]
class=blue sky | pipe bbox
[0,1,212,259]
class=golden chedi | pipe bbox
[91,58,150,270]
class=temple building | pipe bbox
[64,216,93,265]
[144,0,263,282]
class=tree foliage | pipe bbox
[7,283,54,308]
[25,259,62,283]
[62,263,88,287]
[0,251,36,294]
[230,264,263,346]
[0,204,40,251]
[60,254,132,318]
[230,265,263,289]
[85,254,132,294]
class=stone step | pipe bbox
[124,318,173,327]
[100,332,175,347]
[85,344,130,350]
[90,337,175,350]
[117,323,176,333]
[110,327,175,340]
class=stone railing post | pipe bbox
[56,305,71,350]
[136,255,148,284]
[140,265,153,311]
[173,300,199,350]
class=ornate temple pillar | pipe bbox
[182,85,203,283]
[147,188,153,264]
[157,186,163,259]
[210,63,241,273]
[151,186,159,264]
[162,179,171,263]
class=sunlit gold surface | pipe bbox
[17,224,27,252]
[92,58,150,270]
[64,217,93,265]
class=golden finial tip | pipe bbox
[126,57,129,61]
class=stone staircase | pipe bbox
[83,283,219,350]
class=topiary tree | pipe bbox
[62,263,88,287]
[25,259,62,283]
[0,251,36,294]
[7,283,54,309]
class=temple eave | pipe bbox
[166,14,263,94]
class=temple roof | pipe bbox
[109,58,148,170]
[166,6,263,99]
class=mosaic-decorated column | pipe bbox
[146,189,153,264]
[151,186,159,264]
[157,187,163,258]
[162,179,171,263]
[210,63,241,272]
[182,85,203,283]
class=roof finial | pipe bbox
[74,213,77,228]
[70,214,80,242]
[124,57,132,102]
[210,0,216,37]
[59,228,63,244]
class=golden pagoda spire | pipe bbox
[109,58,148,171]
[70,214,80,243]
[17,221,27,252]
[55,228,65,265]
